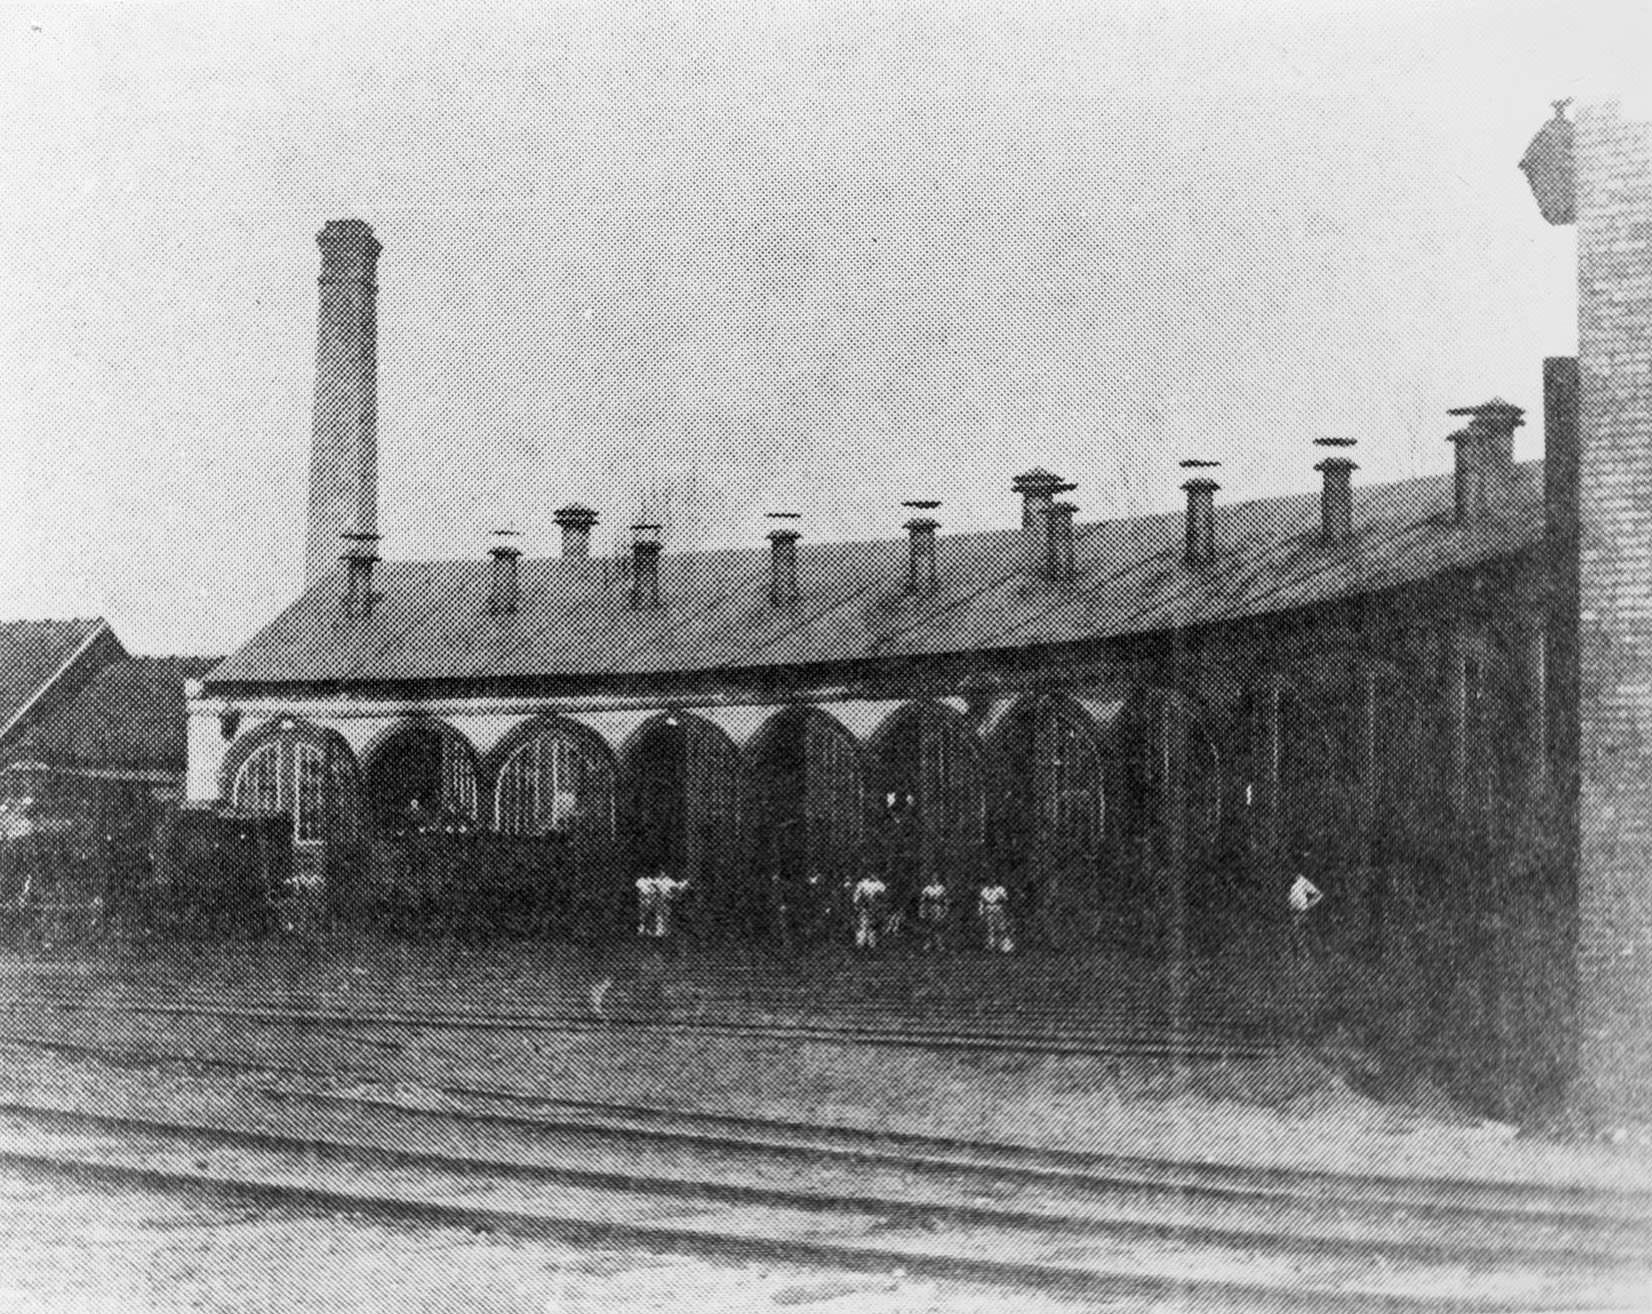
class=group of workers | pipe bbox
[634,868,1018,952]
[635,866,1329,958]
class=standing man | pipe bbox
[851,870,888,951]
[978,879,1014,954]
[656,870,689,942]
[1288,869,1324,961]
[918,877,950,953]
[635,869,660,938]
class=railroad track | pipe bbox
[24,994,1272,1061]
[0,1097,1638,1313]
[4,1028,1652,1268]
[4,1020,1648,1230]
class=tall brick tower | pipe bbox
[1574,103,1652,1119]
[1528,99,1652,1118]
[304,219,381,585]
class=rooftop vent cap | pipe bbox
[340,531,381,618]
[1179,460,1220,569]
[629,523,662,610]
[553,504,598,559]
[1312,439,1358,546]
[488,529,523,615]
[1011,467,1070,529]
[1446,400,1525,522]
[901,501,941,594]
[765,512,801,605]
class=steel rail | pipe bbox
[36,996,1272,1060]
[2,1027,1648,1237]
[0,1101,1611,1312]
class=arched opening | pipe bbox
[990,694,1106,946]
[1108,688,1222,945]
[482,715,621,938]
[360,720,481,836]
[619,713,746,935]
[868,702,985,917]
[748,707,867,943]
[1239,655,1429,920]
[492,717,617,840]
[224,720,362,889]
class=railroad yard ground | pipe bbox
[0,933,1644,1184]
[0,1166,1068,1314]
[1,935,1651,1310]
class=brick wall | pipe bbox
[1575,101,1652,1118]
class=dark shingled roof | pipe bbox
[205,463,1545,689]
[17,655,219,770]
[0,618,117,740]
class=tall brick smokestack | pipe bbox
[305,219,381,585]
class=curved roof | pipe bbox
[205,463,1545,690]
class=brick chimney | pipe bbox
[1313,438,1358,545]
[487,530,522,615]
[553,504,598,559]
[340,532,379,618]
[305,219,381,585]
[766,514,801,605]
[1181,460,1220,568]
[1447,398,1525,521]
[629,524,662,610]
[902,502,941,594]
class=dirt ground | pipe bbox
[0,1166,1106,1314]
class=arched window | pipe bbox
[225,723,361,855]
[494,719,616,838]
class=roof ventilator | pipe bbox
[487,529,522,615]
[766,512,801,605]
[629,524,662,610]
[1313,438,1358,546]
[902,501,940,594]
[553,504,598,559]
[341,532,380,618]
[1181,459,1220,569]
[1446,399,1524,522]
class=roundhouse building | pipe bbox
[188,221,1566,959]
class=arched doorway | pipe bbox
[991,693,1106,945]
[1109,688,1222,944]
[868,702,985,916]
[619,713,746,936]
[360,720,481,835]
[224,719,362,889]
[748,707,867,943]
[488,715,620,936]
[492,716,617,840]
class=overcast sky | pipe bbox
[0,0,1641,653]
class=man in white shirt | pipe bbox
[978,880,1013,953]
[851,873,888,950]
[1288,871,1323,961]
